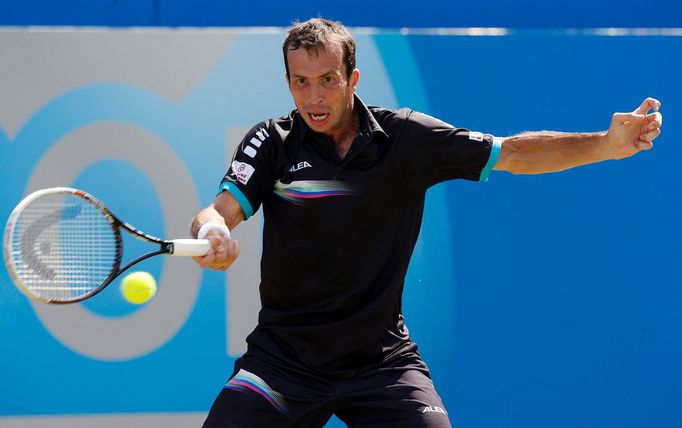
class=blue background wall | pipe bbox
[1,2,680,428]
[410,34,682,427]
[1,0,682,28]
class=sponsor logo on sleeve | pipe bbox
[230,161,255,185]
[468,131,484,142]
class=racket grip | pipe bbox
[170,239,211,256]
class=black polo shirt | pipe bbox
[219,96,502,377]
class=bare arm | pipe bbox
[191,191,246,271]
[494,98,663,174]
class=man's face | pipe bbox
[286,42,359,140]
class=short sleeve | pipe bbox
[219,121,281,219]
[407,111,503,187]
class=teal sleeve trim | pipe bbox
[479,137,504,182]
[218,182,255,219]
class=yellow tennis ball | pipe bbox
[121,271,157,304]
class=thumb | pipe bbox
[633,97,660,115]
[635,140,654,151]
[208,235,226,252]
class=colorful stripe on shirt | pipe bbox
[274,180,353,205]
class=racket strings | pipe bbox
[9,193,119,301]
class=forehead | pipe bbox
[287,42,344,76]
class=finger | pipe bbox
[645,111,663,129]
[194,250,217,268]
[205,240,240,271]
[634,97,661,114]
[649,97,661,111]
[225,239,240,259]
[208,235,226,253]
[635,140,654,150]
[639,128,661,143]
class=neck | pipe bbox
[329,106,359,159]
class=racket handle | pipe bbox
[170,239,211,256]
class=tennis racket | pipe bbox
[3,187,211,304]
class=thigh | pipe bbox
[203,359,335,428]
[336,367,452,428]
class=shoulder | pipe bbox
[270,110,296,134]
[240,112,299,153]
[262,110,305,145]
[368,105,443,127]
[367,105,413,122]
[246,115,288,143]
[367,105,434,138]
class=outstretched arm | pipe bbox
[191,191,245,271]
[494,98,663,174]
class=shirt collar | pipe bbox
[293,94,388,144]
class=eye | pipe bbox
[295,77,307,86]
[321,75,336,87]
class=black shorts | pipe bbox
[202,353,451,428]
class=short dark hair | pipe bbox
[283,18,356,80]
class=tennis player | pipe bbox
[191,18,662,428]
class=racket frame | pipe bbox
[3,187,200,304]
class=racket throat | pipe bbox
[117,247,170,278]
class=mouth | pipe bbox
[308,112,329,123]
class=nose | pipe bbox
[306,83,324,104]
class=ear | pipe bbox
[350,69,360,90]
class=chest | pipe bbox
[266,127,424,227]
[260,131,426,278]
[274,137,385,205]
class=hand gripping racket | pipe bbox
[3,187,210,304]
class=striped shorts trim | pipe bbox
[224,368,288,414]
